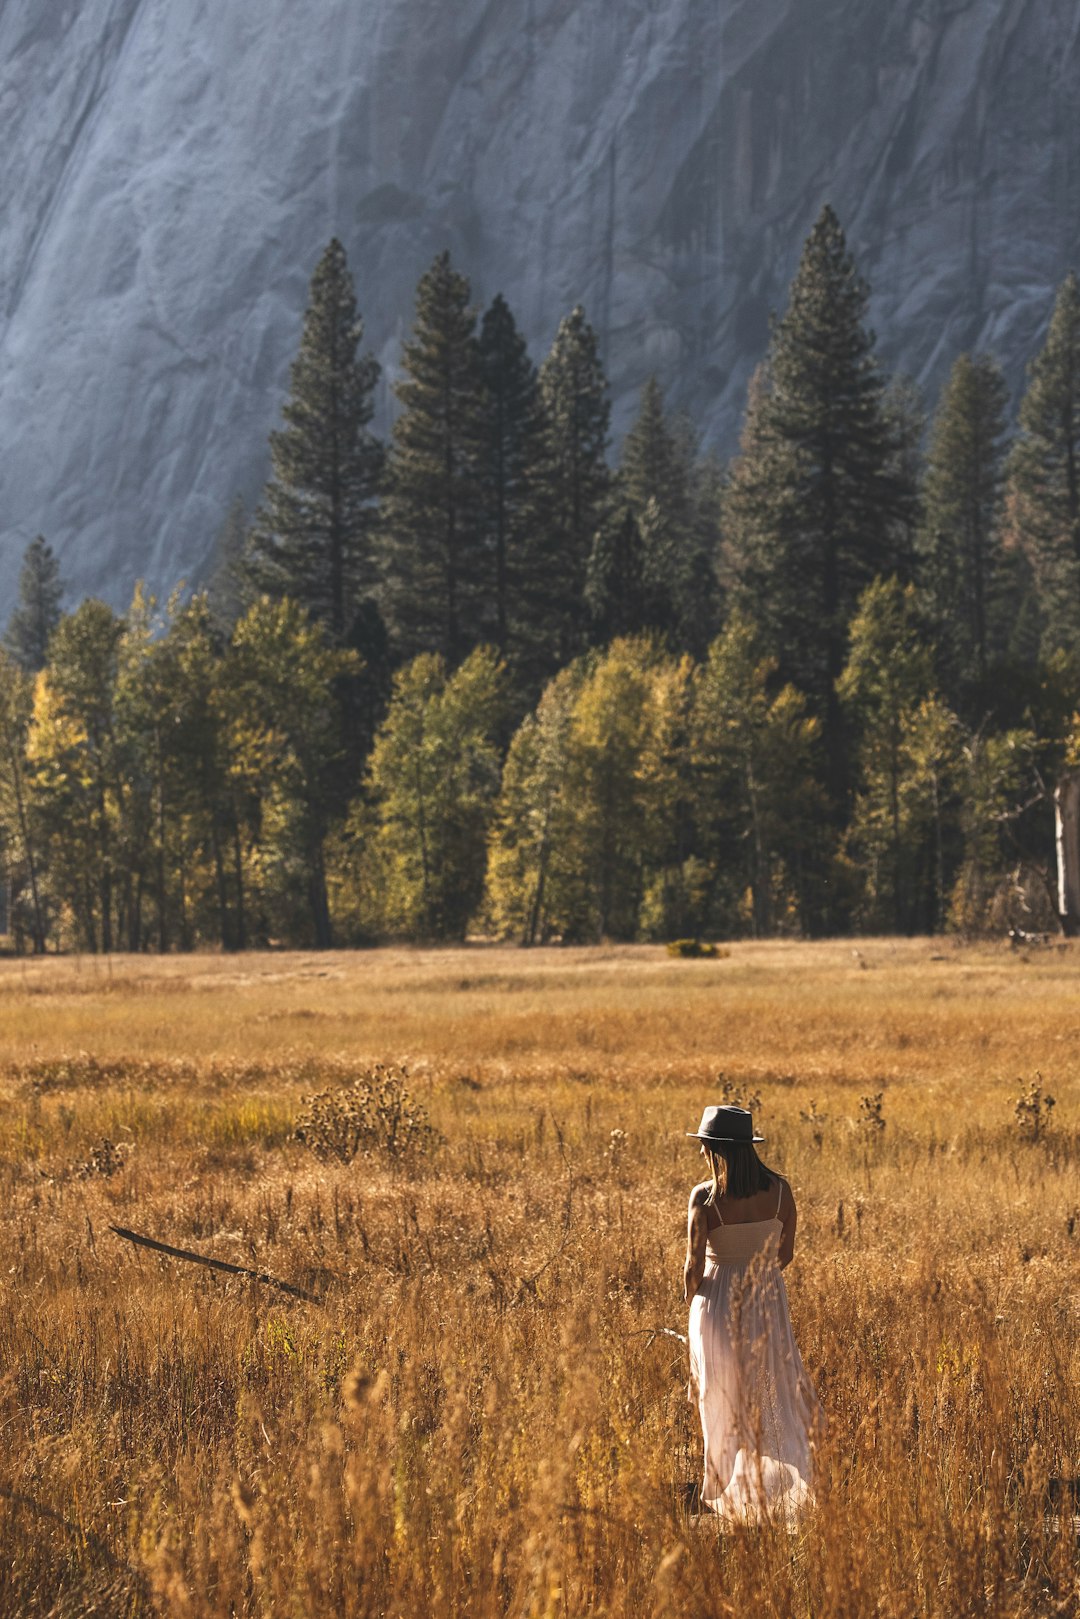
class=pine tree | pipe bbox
[380,251,486,664]
[1003,272,1080,658]
[528,306,612,669]
[918,353,1010,706]
[882,375,925,579]
[726,206,905,807]
[476,294,545,655]
[5,536,63,672]
[205,496,250,630]
[247,238,382,643]
[584,507,649,642]
[619,378,711,641]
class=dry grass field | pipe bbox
[1,937,1078,1617]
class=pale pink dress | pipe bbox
[688,1180,819,1521]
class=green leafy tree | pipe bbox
[726,206,908,811]
[248,238,383,642]
[227,597,360,947]
[0,651,47,950]
[918,353,1011,706]
[948,726,1039,933]
[358,647,506,939]
[488,639,686,942]
[485,662,584,944]
[116,590,243,952]
[380,251,486,664]
[838,578,961,932]
[1003,272,1080,658]
[27,600,126,950]
[690,614,822,937]
[5,536,63,672]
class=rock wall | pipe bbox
[1,0,1079,606]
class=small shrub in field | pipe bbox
[605,1127,628,1168]
[800,1099,830,1150]
[1014,1076,1055,1143]
[293,1063,440,1163]
[666,939,728,959]
[857,1091,886,1135]
[76,1138,129,1178]
[718,1076,762,1113]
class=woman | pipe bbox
[684,1104,819,1522]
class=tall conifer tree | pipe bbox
[726,205,904,807]
[380,251,486,665]
[1003,272,1080,657]
[248,239,382,643]
[620,378,693,636]
[529,306,612,667]
[476,294,544,655]
[585,508,649,642]
[5,536,63,672]
[918,353,1010,706]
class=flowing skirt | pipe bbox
[688,1253,819,1522]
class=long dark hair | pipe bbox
[705,1141,774,1203]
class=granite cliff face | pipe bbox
[1,0,1079,606]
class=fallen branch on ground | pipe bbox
[109,1224,323,1305]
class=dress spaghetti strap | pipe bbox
[775,1178,783,1219]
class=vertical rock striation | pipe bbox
[1,0,1079,605]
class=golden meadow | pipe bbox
[1,939,1077,1617]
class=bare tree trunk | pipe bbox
[232,821,247,951]
[1055,773,1080,935]
[210,822,233,950]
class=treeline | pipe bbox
[3,205,1079,951]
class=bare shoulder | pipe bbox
[774,1174,795,1214]
[688,1180,712,1212]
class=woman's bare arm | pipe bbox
[777,1179,797,1270]
[684,1185,709,1302]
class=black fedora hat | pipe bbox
[686,1104,764,1145]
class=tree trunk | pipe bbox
[210,822,233,950]
[308,837,333,949]
[232,820,247,951]
[1055,773,1080,935]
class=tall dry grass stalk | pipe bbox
[0,939,1077,1615]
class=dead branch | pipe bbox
[109,1224,322,1305]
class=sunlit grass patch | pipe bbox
[0,942,1076,1616]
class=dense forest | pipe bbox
[2,205,1079,952]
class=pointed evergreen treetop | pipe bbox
[5,535,63,672]
[530,305,612,665]
[380,250,486,665]
[769,205,891,517]
[918,352,1010,700]
[1004,272,1080,658]
[248,237,382,641]
[477,293,544,653]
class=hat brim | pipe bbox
[686,1131,765,1144]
